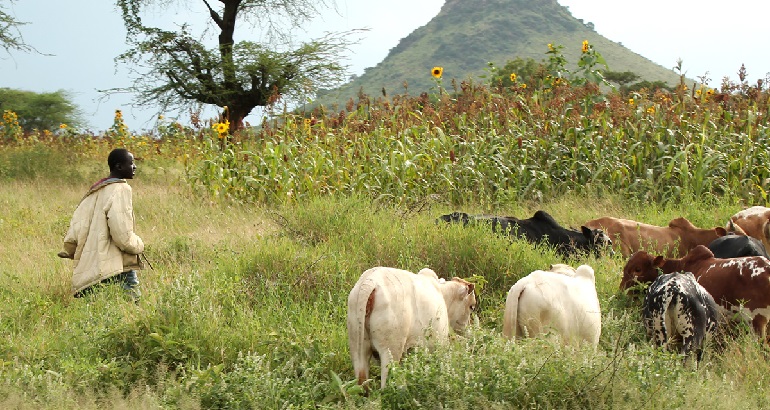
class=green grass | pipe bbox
[1,157,769,409]
[2,65,769,407]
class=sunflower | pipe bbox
[213,121,229,136]
[510,73,517,82]
[431,66,443,79]
[581,40,589,53]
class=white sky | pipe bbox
[1,0,768,131]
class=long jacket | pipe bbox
[61,178,144,294]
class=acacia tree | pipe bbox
[0,1,33,55]
[114,0,352,133]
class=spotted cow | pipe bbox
[727,206,770,252]
[642,271,720,361]
[622,245,770,341]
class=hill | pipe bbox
[315,0,682,106]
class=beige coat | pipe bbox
[61,178,144,294]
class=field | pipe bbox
[1,71,770,409]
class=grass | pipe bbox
[1,54,768,407]
[1,156,769,409]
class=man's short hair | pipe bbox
[108,148,131,170]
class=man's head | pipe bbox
[108,148,136,179]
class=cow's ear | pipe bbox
[653,256,665,267]
[457,283,474,298]
[715,227,727,237]
[728,219,747,235]
[581,226,592,238]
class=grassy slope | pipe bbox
[1,157,767,409]
[318,0,682,107]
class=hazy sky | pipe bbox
[1,0,768,131]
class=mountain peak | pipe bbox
[316,0,678,106]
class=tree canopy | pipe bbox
[0,1,33,55]
[113,0,354,133]
[0,88,82,131]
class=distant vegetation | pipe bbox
[317,0,686,109]
[1,42,769,408]
[0,88,82,132]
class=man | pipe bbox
[58,148,144,301]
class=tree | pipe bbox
[603,71,641,88]
[0,88,83,131]
[113,0,353,133]
[0,0,33,54]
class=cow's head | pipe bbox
[620,250,665,291]
[581,226,614,256]
[437,212,471,226]
[444,277,477,334]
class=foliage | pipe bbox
[1,172,768,409]
[112,0,353,133]
[0,88,82,132]
[185,44,770,207]
[2,40,770,408]
[0,0,32,54]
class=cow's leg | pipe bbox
[376,343,406,390]
[651,309,669,349]
[752,315,769,342]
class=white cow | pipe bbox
[503,264,601,347]
[347,266,477,389]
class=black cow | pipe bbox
[707,232,770,259]
[642,271,720,362]
[437,211,612,258]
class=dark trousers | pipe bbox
[74,270,141,301]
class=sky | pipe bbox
[1,0,768,132]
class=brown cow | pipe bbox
[727,206,770,252]
[584,216,727,257]
[621,245,770,340]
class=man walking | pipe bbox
[59,148,144,301]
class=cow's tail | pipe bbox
[349,276,378,386]
[503,279,527,340]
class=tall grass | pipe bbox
[1,160,769,408]
[179,80,770,207]
[1,52,769,408]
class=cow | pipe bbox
[642,271,720,361]
[347,266,476,390]
[726,206,770,252]
[707,232,769,259]
[503,264,601,347]
[621,245,770,341]
[584,216,727,258]
[438,211,612,258]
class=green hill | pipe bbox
[316,0,682,105]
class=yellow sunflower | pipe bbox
[581,40,589,53]
[510,73,517,82]
[431,66,443,79]
[213,121,230,137]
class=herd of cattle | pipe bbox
[346,205,770,389]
